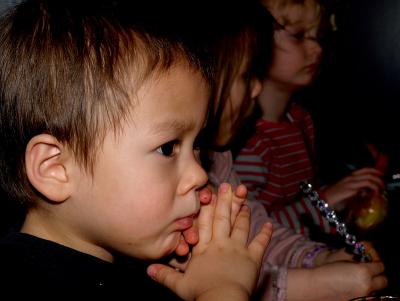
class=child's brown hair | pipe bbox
[206,1,274,153]
[0,0,212,205]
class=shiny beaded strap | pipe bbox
[300,181,372,263]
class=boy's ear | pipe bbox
[25,134,73,203]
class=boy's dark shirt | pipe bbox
[0,232,182,299]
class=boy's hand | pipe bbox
[173,184,247,257]
[148,183,272,301]
[174,186,214,257]
[229,184,248,225]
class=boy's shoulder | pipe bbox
[0,232,100,291]
[0,232,182,299]
[0,232,111,292]
[0,232,35,265]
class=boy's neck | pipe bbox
[257,80,294,122]
[21,208,114,262]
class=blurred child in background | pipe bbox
[204,1,387,300]
[233,0,384,238]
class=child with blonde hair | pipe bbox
[233,0,384,237]
[205,1,387,300]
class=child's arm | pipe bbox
[286,260,387,301]
[147,183,272,301]
[286,241,387,301]
[312,241,381,267]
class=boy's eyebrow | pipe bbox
[150,119,195,135]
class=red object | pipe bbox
[366,143,389,173]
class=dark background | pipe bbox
[1,0,400,296]
[305,0,400,180]
[302,0,400,295]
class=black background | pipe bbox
[1,0,400,296]
[304,0,400,295]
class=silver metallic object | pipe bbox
[300,181,372,263]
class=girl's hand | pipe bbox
[323,167,384,209]
[287,260,387,301]
[314,241,381,267]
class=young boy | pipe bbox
[0,0,272,299]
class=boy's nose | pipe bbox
[177,156,208,195]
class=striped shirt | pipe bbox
[233,103,335,235]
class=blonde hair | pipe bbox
[261,0,323,28]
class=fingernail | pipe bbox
[200,193,209,201]
[147,266,157,279]
[264,222,272,230]
[219,183,230,193]
[241,204,249,211]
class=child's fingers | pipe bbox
[213,183,233,239]
[352,167,383,176]
[231,205,250,243]
[182,227,198,246]
[147,264,183,295]
[168,253,191,273]
[349,178,384,193]
[197,194,216,246]
[231,184,247,226]
[363,261,385,278]
[371,274,389,292]
[361,241,381,261]
[199,185,213,205]
[247,222,273,264]
[175,234,190,256]
[234,184,247,199]
[369,266,388,292]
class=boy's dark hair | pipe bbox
[0,0,213,205]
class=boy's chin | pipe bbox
[130,233,182,261]
[149,234,182,259]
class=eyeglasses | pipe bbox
[271,15,325,44]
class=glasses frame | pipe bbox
[271,14,324,44]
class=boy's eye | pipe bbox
[157,140,178,157]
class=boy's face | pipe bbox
[267,2,322,90]
[71,64,209,261]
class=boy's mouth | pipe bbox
[174,214,195,231]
